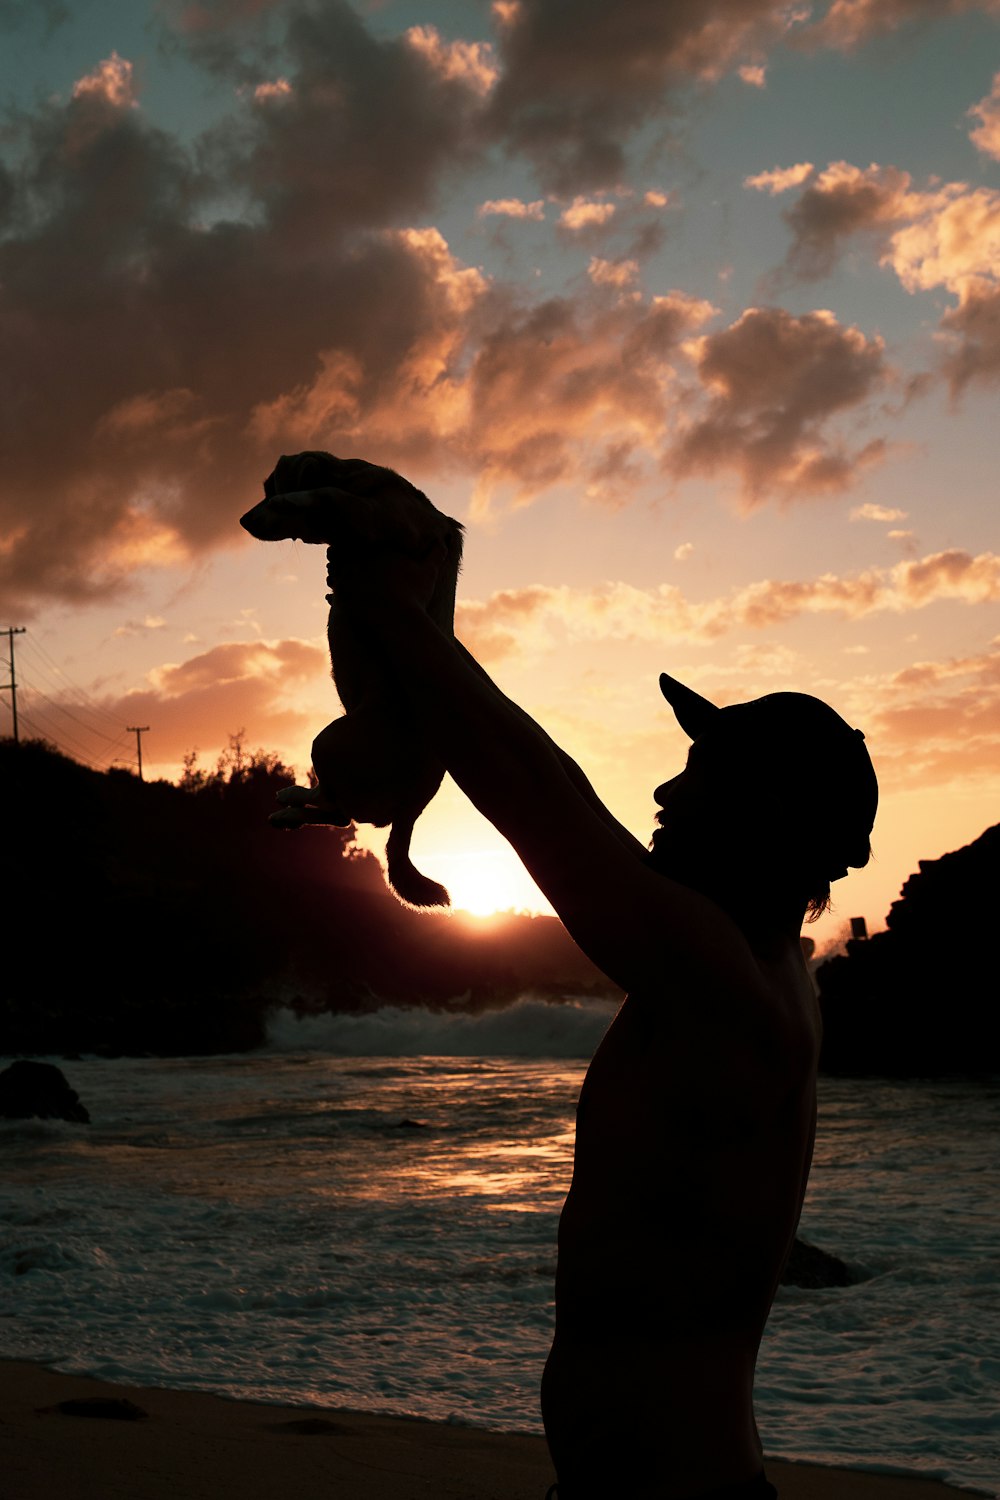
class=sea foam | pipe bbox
[263,995,617,1058]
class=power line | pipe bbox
[1,627,26,742]
[21,635,124,730]
[15,707,106,771]
[126,725,150,780]
[17,670,134,748]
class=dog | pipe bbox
[240,451,464,908]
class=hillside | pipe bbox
[0,738,617,1057]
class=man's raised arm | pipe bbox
[344,550,753,997]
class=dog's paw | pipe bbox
[276,784,318,807]
[269,806,306,830]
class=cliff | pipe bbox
[817,822,1000,1076]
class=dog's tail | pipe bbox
[386,815,450,909]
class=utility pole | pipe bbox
[2,627,26,743]
[127,725,150,780]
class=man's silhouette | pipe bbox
[331,522,878,1500]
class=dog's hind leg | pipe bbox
[386,813,450,909]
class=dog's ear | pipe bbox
[266,451,339,496]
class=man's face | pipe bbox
[651,741,716,851]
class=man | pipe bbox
[332,489,878,1500]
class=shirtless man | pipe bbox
[332,499,878,1500]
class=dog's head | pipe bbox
[240,452,463,561]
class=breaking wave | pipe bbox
[263,994,617,1058]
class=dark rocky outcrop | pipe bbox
[781,1237,867,1288]
[0,1059,90,1123]
[817,823,1000,1077]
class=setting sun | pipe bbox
[421,846,550,918]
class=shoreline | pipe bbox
[0,1360,989,1499]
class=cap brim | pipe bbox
[659,673,721,740]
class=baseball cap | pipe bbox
[658,672,878,878]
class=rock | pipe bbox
[268,1417,349,1435]
[42,1398,148,1421]
[781,1236,867,1289]
[0,1059,90,1123]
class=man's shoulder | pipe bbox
[621,927,818,1068]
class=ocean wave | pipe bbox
[263,995,617,1058]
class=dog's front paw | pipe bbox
[269,806,306,829]
[276,784,318,808]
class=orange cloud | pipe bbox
[588,256,640,288]
[766,160,1000,392]
[850,502,909,522]
[20,636,329,778]
[455,549,1000,661]
[738,64,767,87]
[72,52,138,109]
[559,197,617,231]
[857,638,1000,790]
[969,70,1000,160]
[405,25,499,95]
[744,162,814,194]
[253,78,292,103]
[672,307,892,502]
[477,197,546,219]
[117,638,327,769]
[803,0,1000,50]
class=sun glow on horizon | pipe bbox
[428,847,552,918]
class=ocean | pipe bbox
[2,996,998,1496]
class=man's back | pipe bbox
[542,943,821,1498]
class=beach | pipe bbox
[0,1360,983,1500]
[3,1046,998,1496]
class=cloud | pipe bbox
[103,637,327,769]
[454,548,1000,661]
[72,51,138,109]
[456,289,717,515]
[481,2,1000,198]
[485,0,809,194]
[0,12,498,614]
[745,162,814,195]
[404,25,499,96]
[774,160,1000,294]
[558,197,617,231]
[850,503,909,521]
[765,159,1000,392]
[860,637,1000,789]
[802,0,1000,51]
[588,256,640,288]
[968,70,1000,159]
[671,307,892,502]
[477,197,546,219]
[775,160,916,280]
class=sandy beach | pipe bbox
[0,1360,984,1500]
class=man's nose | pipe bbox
[654,775,680,806]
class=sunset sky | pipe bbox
[2,0,999,944]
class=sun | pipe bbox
[431,848,552,918]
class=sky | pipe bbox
[1,0,999,945]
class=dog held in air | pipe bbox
[240,451,464,908]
